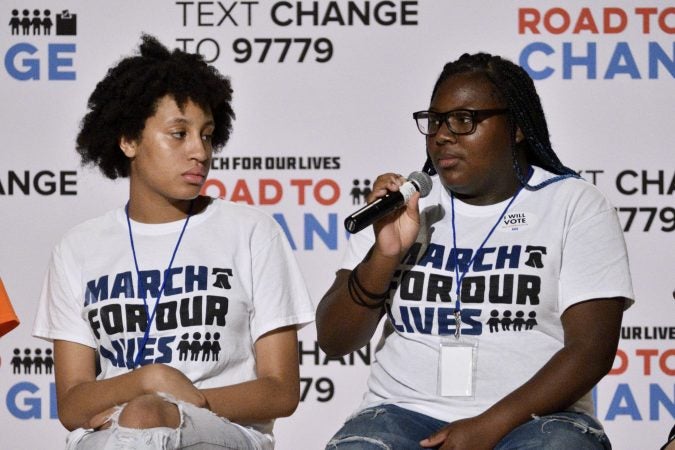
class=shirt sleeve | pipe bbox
[32,242,97,347]
[249,218,315,342]
[559,191,635,311]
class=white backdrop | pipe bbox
[1,1,673,449]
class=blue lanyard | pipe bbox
[449,168,532,338]
[125,201,193,368]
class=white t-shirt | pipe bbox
[33,198,315,434]
[341,167,634,423]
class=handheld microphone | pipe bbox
[344,171,433,234]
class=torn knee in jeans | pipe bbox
[326,435,392,449]
[530,413,606,437]
[117,393,184,430]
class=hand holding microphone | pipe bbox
[344,171,433,234]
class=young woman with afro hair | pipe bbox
[33,34,314,450]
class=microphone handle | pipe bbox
[344,191,404,234]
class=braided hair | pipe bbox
[76,34,234,180]
[421,53,578,190]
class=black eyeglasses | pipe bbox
[412,108,509,136]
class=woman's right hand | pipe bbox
[136,364,208,409]
[368,173,422,258]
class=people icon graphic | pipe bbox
[487,310,538,333]
[178,332,223,362]
[349,179,372,205]
[8,9,60,36]
[10,347,55,375]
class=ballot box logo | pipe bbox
[55,10,77,35]
[7,9,76,36]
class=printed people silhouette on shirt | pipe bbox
[202,332,213,361]
[513,311,526,331]
[525,311,538,330]
[178,333,191,361]
[211,332,221,361]
[501,310,513,331]
[487,310,500,332]
[190,332,202,361]
[487,310,538,333]
[178,331,222,361]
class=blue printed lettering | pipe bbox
[4,43,39,80]
[6,382,57,419]
[605,383,642,420]
[605,42,640,79]
[47,43,76,80]
[110,271,134,299]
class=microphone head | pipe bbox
[408,171,433,198]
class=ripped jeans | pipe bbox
[66,393,273,450]
[325,404,611,449]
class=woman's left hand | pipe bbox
[420,415,502,450]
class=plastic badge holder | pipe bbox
[438,339,478,398]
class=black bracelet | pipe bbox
[348,271,385,309]
[351,265,390,299]
[347,265,388,309]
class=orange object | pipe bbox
[0,277,19,337]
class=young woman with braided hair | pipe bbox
[317,52,633,449]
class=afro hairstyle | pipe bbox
[76,34,234,179]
